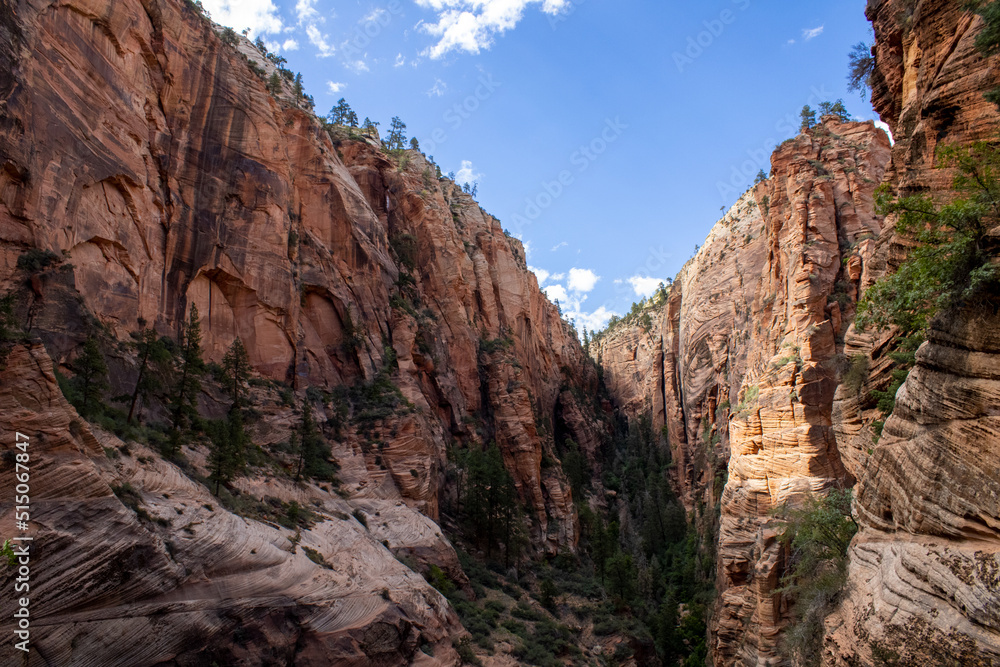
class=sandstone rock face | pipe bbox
[824,312,1000,666]
[0,0,601,549]
[823,1,1000,663]
[0,344,463,666]
[594,120,892,666]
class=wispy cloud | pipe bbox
[282,39,299,51]
[427,78,448,97]
[395,53,407,67]
[456,160,481,185]
[306,24,336,57]
[551,241,568,252]
[802,25,824,41]
[345,58,369,73]
[201,0,283,36]
[327,81,346,94]
[415,0,570,59]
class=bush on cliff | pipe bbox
[776,489,858,667]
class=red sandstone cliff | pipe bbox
[0,0,605,662]
[823,1,1000,663]
[597,1,1000,664]
[0,0,602,545]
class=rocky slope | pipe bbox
[0,343,464,666]
[0,0,605,662]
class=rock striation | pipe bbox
[0,344,464,666]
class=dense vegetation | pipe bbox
[438,409,716,666]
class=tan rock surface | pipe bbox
[0,344,463,666]
[594,120,892,666]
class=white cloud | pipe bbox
[551,241,568,252]
[306,24,335,57]
[364,8,389,23]
[529,266,550,284]
[415,0,570,59]
[628,276,666,298]
[345,58,370,73]
[201,0,283,35]
[802,26,824,41]
[523,240,533,258]
[282,39,299,51]
[395,53,407,67]
[327,81,346,94]
[787,38,796,45]
[456,160,481,185]
[575,306,616,332]
[295,0,320,24]
[427,78,448,97]
[549,272,564,281]
[544,284,568,303]
[568,268,599,293]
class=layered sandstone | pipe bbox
[823,1,1000,663]
[0,0,601,550]
[0,344,464,666]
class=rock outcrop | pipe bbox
[0,344,463,666]
[0,0,601,548]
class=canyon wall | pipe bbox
[597,1,1000,664]
[0,0,603,544]
[0,0,606,662]
[595,120,892,665]
[824,0,1000,663]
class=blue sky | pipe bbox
[201,0,880,332]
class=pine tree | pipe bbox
[75,336,109,418]
[800,105,816,131]
[386,116,407,151]
[267,71,282,95]
[222,338,251,410]
[167,304,205,457]
[127,328,171,425]
[293,72,304,98]
[329,98,353,126]
[294,398,332,480]
[208,408,248,495]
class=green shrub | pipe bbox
[16,248,59,272]
[776,489,858,666]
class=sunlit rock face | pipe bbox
[0,0,609,661]
[823,1,1000,664]
[594,119,892,666]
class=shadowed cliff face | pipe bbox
[594,119,892,666]
[0,0,603,549]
